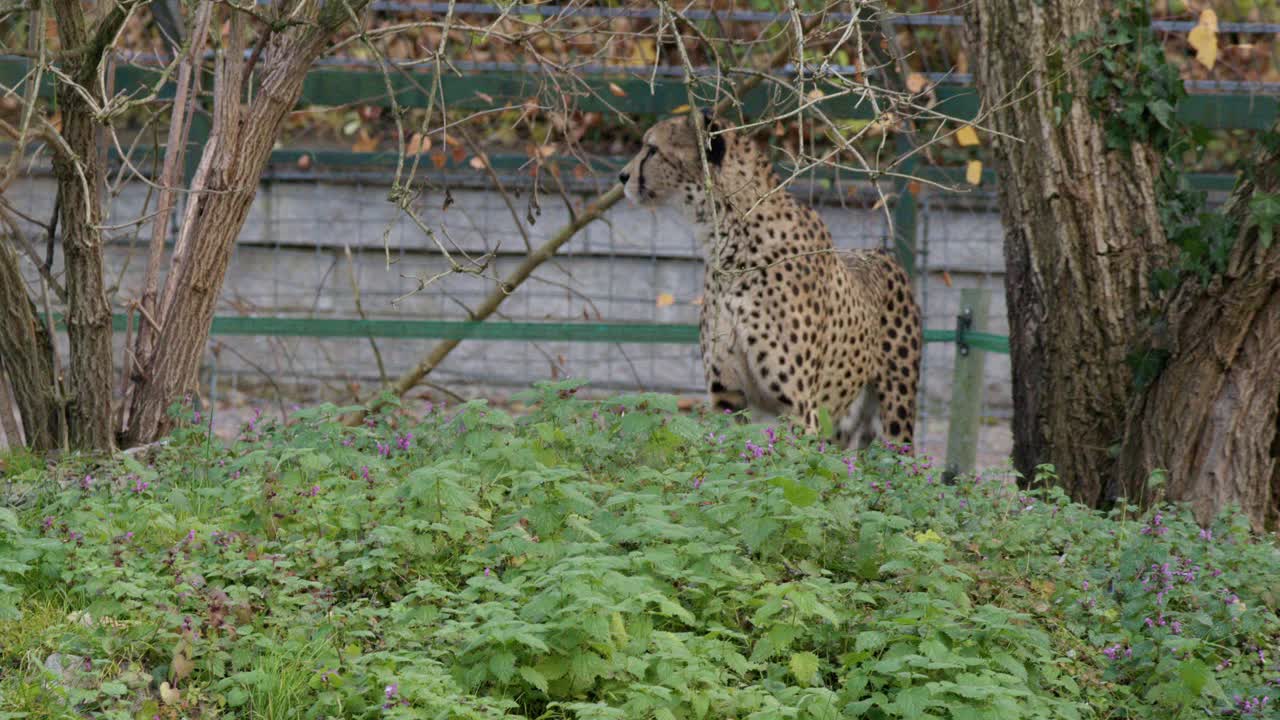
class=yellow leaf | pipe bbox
[671,104,691,115]
[159,682,180,706]
[608,82,626,97]
[966,160,983,186]
[1188,9,1218,70]
[469,155,487,171]
[807,87,825,102]
[906,72,928,93]
[913,529,945,545]
[610,612,629,646]
[955,125,980,147]
[655,293,675,307]
[629,39,657,65]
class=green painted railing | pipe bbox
[0,59,1274,131]
[84,315,1012,354]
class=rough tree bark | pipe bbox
[964,0,1172,506]
[45,0,144,451]
[1117,136,1280,530]
[0,239,61,450]
[967,0,1279,528]
[122,0,372,445]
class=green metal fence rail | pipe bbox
[76,315,1013,354]
[0,59,1275,131]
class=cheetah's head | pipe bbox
[618,110,728,208]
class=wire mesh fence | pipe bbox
[65,163,1011,464]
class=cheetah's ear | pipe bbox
[698,107,726,166]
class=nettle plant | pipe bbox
[1,379,1277,719]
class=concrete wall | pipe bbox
[8,173,1011,418]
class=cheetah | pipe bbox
[618,111,922,449]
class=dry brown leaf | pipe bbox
[608,82,626,97]
[171,650,194,681]
[159,682,181,706]
[955,125,980,147]
[469,155,487,170]
[451,146,466,165]
[655,292,675,308]
[671,104,691,115]
[807,88,825,102]
[906,72,928,93]
[475,90,494,104]
[1188,9,1219,70]
[430,152,447,169]
[966,160,983,186]
[296,154,312,171]
[351,129,378,153]
[406,133,431,156]
[942,270,953,288]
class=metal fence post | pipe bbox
[943,288,989,483]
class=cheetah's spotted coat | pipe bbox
[619,112,922,449]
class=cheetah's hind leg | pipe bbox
[838,384,880,450]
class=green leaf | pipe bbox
[817,406,834,439]
[855,630,887,653]
[889,685,933,716]
[99,681,128,696]
[767,476,819,507]
[489,650,517,682]
[226,687,250,707]
[789,651,820,686]
[1147,99,1173,129]
[519,666,549,692]
[1178,659,1218,697]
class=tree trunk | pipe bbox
[0,239,61,450]
[122,0,371,445]
[964,0,1172,505]
[1118,136,1280,530]
[47,0,134,452]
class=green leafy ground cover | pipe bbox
[1,381,1277,719]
